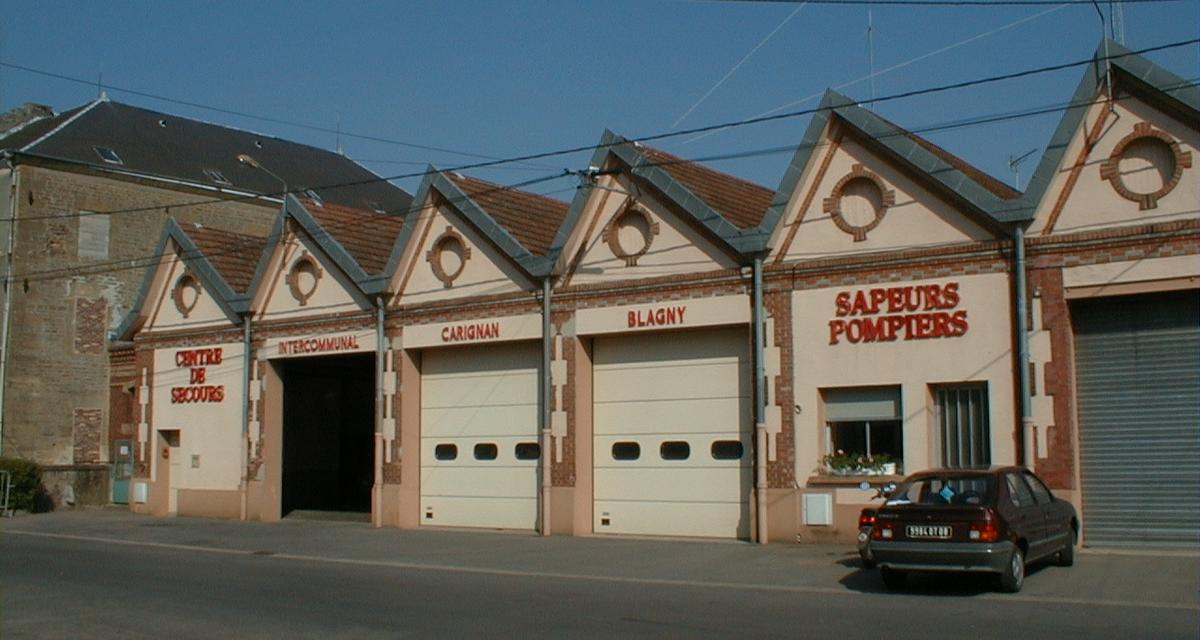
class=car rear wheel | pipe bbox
[1057,530,1077,567]
[998,547,1025,593]
[880,567,906,590]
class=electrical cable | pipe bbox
[8,73,1195,286]
[0,61,562,171]
[2,45,1196,285]
[4,37,1195,226]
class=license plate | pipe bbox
[906,525,952,539]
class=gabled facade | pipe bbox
[110,41,1197,548]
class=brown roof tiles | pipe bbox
[445,173,569,257]
[181,225,266,294]
[300,200,406,275]
[635,144,775,229]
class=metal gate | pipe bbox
[1073,290,1200,548]
[112,439,134,504]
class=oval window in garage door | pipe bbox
[660,441,690,460]
[514,442,541,460]
[474,443,498,461]
[710,440,744,460]
[612,442,640,460]
[434,444,458,461]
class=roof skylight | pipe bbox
[94,146,123,165]
[203,169,231,185]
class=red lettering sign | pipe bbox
[171,347,225,404]
[626,305,687,328]
[277,335,361,355]
[828,282,968,345]
[440,322,501,342]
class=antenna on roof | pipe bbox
[1008,148,1038,191]
[867,10,876,108]
[335,113,344,155]
[96,67,103,100]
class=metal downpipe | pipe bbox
[1014,226,1035,468]
[753,257,768,544]
[540,277,553,536]
[373,298,386,528]
[238,314,250,518]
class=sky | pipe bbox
[2,1,1197,201]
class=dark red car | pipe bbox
[866,466,1077,593]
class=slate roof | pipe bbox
[0,98,412,213]
[445,172,569,257]
[300,199,407,275]
[180,224,267,294]
[635,144,775,229]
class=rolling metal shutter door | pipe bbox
[593,327,752,538]
[1074,290,1200,548]
[420,342,540,530]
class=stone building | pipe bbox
[0,96,410,505]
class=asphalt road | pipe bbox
[2,511,1196,639]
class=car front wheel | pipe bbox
[998,547,1025,593]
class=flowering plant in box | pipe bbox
[821,450,870,475]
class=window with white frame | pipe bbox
[822,386,903,472]
[935,383,990,468]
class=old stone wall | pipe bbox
[1,164,277,475]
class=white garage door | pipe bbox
[593,327,752,538]
[420,342,540,530]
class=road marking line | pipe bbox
[7,529,1197,612]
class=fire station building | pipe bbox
[109,42,1198,548]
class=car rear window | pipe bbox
[886,475,995,506]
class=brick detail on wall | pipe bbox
[551,319,577,487]
[74,297,107,355]
[764,289,796,489]
[73,408,103,463]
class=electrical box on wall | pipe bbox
[133,482,148,504]
[803,493,833,525]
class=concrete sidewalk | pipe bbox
[4,510,1197,610]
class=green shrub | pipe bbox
[0,457,51,512]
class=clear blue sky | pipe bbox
[2,1,1197,199]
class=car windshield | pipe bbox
[885,474,995,506]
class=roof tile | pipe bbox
[636,145,774,229]
[445,173,569,257]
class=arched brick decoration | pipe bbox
[171,272,201,318]
[604,204,660,267]
[822,164,895,242]
[286,253,323,306]
[426,226,472,288]
[1099,121,1192,210]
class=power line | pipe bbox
[0,60,561,171]
[711,0,1180,5]
[8,75,1196,286]
[5,37,1194,227]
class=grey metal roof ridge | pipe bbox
[608,132,749,260]
[760,91,847,254]
[1007,39,1197,224]
[545,130,616,271]
[429,168,551,278]
[110,218,244,341]
[825,90,1009,230]
[284,195,375,284]
[371,170,434,296]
